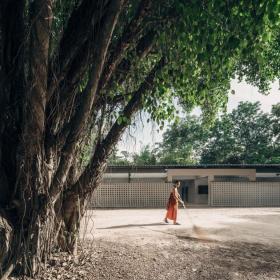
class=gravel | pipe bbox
[9,208,280,279]
[10,236,280,280]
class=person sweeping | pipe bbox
[164,180,185,225]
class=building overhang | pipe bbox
[105,164,280,174]
[166,168,256,182]
[103,172,166,179]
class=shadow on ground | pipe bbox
[177,235,218,243]
[97,223,166,229]
[206,241,280,274]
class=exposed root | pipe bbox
[0,263,14,280]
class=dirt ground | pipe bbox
[83,207,280,247]
[79,207,280,280]
[11,207,280,280]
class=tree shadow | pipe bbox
[177,235,218,243]
[97,223,167,229]
[206,241,280,274]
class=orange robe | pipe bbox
[166,188,179,221]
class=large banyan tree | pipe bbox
[0,0,279,277]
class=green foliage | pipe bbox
[52,0,79,48]
[158,101,280,164]
[200,102,280,163]
[143,0,280,125]
[105,0,280,128]
[108,145,156,165]
[109,102,280,165]
[108,149,131,165]
[271,103,280,140]
[52,1,280,165]
[156,116,209,164]
[132,145,157,165]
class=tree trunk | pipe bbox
[58,194,84,254]
[0,208,55,277]
[0,0,164,277]
[0,214,12,269]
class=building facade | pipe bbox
[91,164,280,208]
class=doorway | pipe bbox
[180,181,189,203]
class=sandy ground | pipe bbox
[12,207,280,280]
[78,207,280,280]
[82,207,280,246]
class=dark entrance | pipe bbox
[180,181,189,203]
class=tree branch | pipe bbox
[49,0,125,203]
[46,1,115,148]
[48,0,110,97]
[24,0,53,147]
[105,30,155,93]
[86,30,155,123]
[69,57,166,197]
[98,0,152,92]
[47,19,155,156]
[0,0,25,195]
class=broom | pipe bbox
[181,202,208,238]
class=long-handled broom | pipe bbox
[182,203,208,239]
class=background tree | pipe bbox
[201,102,280,163]
[108,148,131,165]
[0,0,279,277]
[156,102,280,165]
[157,116,209,164]
[270,103,280,163]
[132,145,156,165]
[110,102,280,165]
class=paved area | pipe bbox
[82,207,280,246]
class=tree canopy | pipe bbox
[1,0,280,277]
[201,102,280,164]
[116,102,280,165]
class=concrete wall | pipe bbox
[97,169,280,207]
[194,177,208,204]
[91,182,173,208]
[210,181,280,207]
[180,178,209,204]
[187,180,196,203]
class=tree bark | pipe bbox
[0,214,12,270]
[0,0,166,277]
[60,58,166,252]
[49,0,125,204]
[10,0,54,276]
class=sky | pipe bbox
[118,79,280,154]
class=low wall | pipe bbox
[210,181,280,207]
[91,182,173,208]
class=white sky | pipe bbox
[118,79,280,154]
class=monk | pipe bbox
[164,180,185,225]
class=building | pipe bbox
[91,164,280,208]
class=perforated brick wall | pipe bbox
[90,182,173,208]
[210,181,280,207]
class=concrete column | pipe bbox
[249,174,256,181]
[167,174,173,182]
[208,175,214,206]
[194,179,199,204]
[208,175,214,184]
[188,180,195,203]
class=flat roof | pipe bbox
[106,164,280,173]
